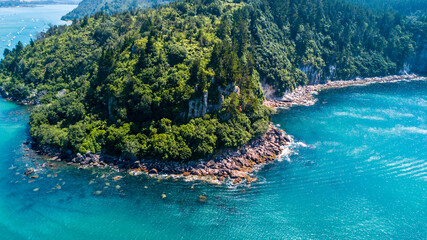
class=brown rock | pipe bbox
[200,169,208,176]
[233,178,242,184]
[190,169,201,176]
[206,160,215,167]
[113,176,123,181]
[230,170,247,178]
[24,168,34,176]
[198,195,208,203]
[183,172,191,176]
[245,176,257,184]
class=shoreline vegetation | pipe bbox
[23,74,425,185]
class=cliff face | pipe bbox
[406,43,427,75]
[187,83,240,119]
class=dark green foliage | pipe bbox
[1,0,425,162]
[346,0,427,16]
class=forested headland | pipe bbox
[0,0,425,162]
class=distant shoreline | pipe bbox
[0,2,77,8]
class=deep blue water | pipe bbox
[1,80,426,239]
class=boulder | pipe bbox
[113,176,123,181]
[206,160,215,167]
[230,170,247,178]
[198,195,208,203]
[24,168,35,176]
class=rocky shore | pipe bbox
[26,73,425,185]
[264,74,426,109]
[0,87,36,105]
[34,124,294,185]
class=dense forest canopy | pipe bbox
[347,0,426,16]
[0,0,425,162]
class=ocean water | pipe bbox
[0,80,426,239]
[0,5,76,59]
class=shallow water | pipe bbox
[0,5,75,59]
[0,80,426,239]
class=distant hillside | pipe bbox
[61,0,172,20]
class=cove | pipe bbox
[0,80,425,239]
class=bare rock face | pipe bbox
[188,91,208,119]
[299,65,323,85]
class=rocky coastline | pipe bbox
[22,73,426,185]
[32,124,294,185]
[0,87,36,105]
[264,74,426,109]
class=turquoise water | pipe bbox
[0,5,76,58]
[0,80,426,239]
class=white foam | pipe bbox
[377,109,414,118]
[368,125,427,135]
[367,156,381,162]
[334,111,385,121]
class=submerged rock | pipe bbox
[113,176,123,181]
[24,168,34,176]
[198,195,208,203]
